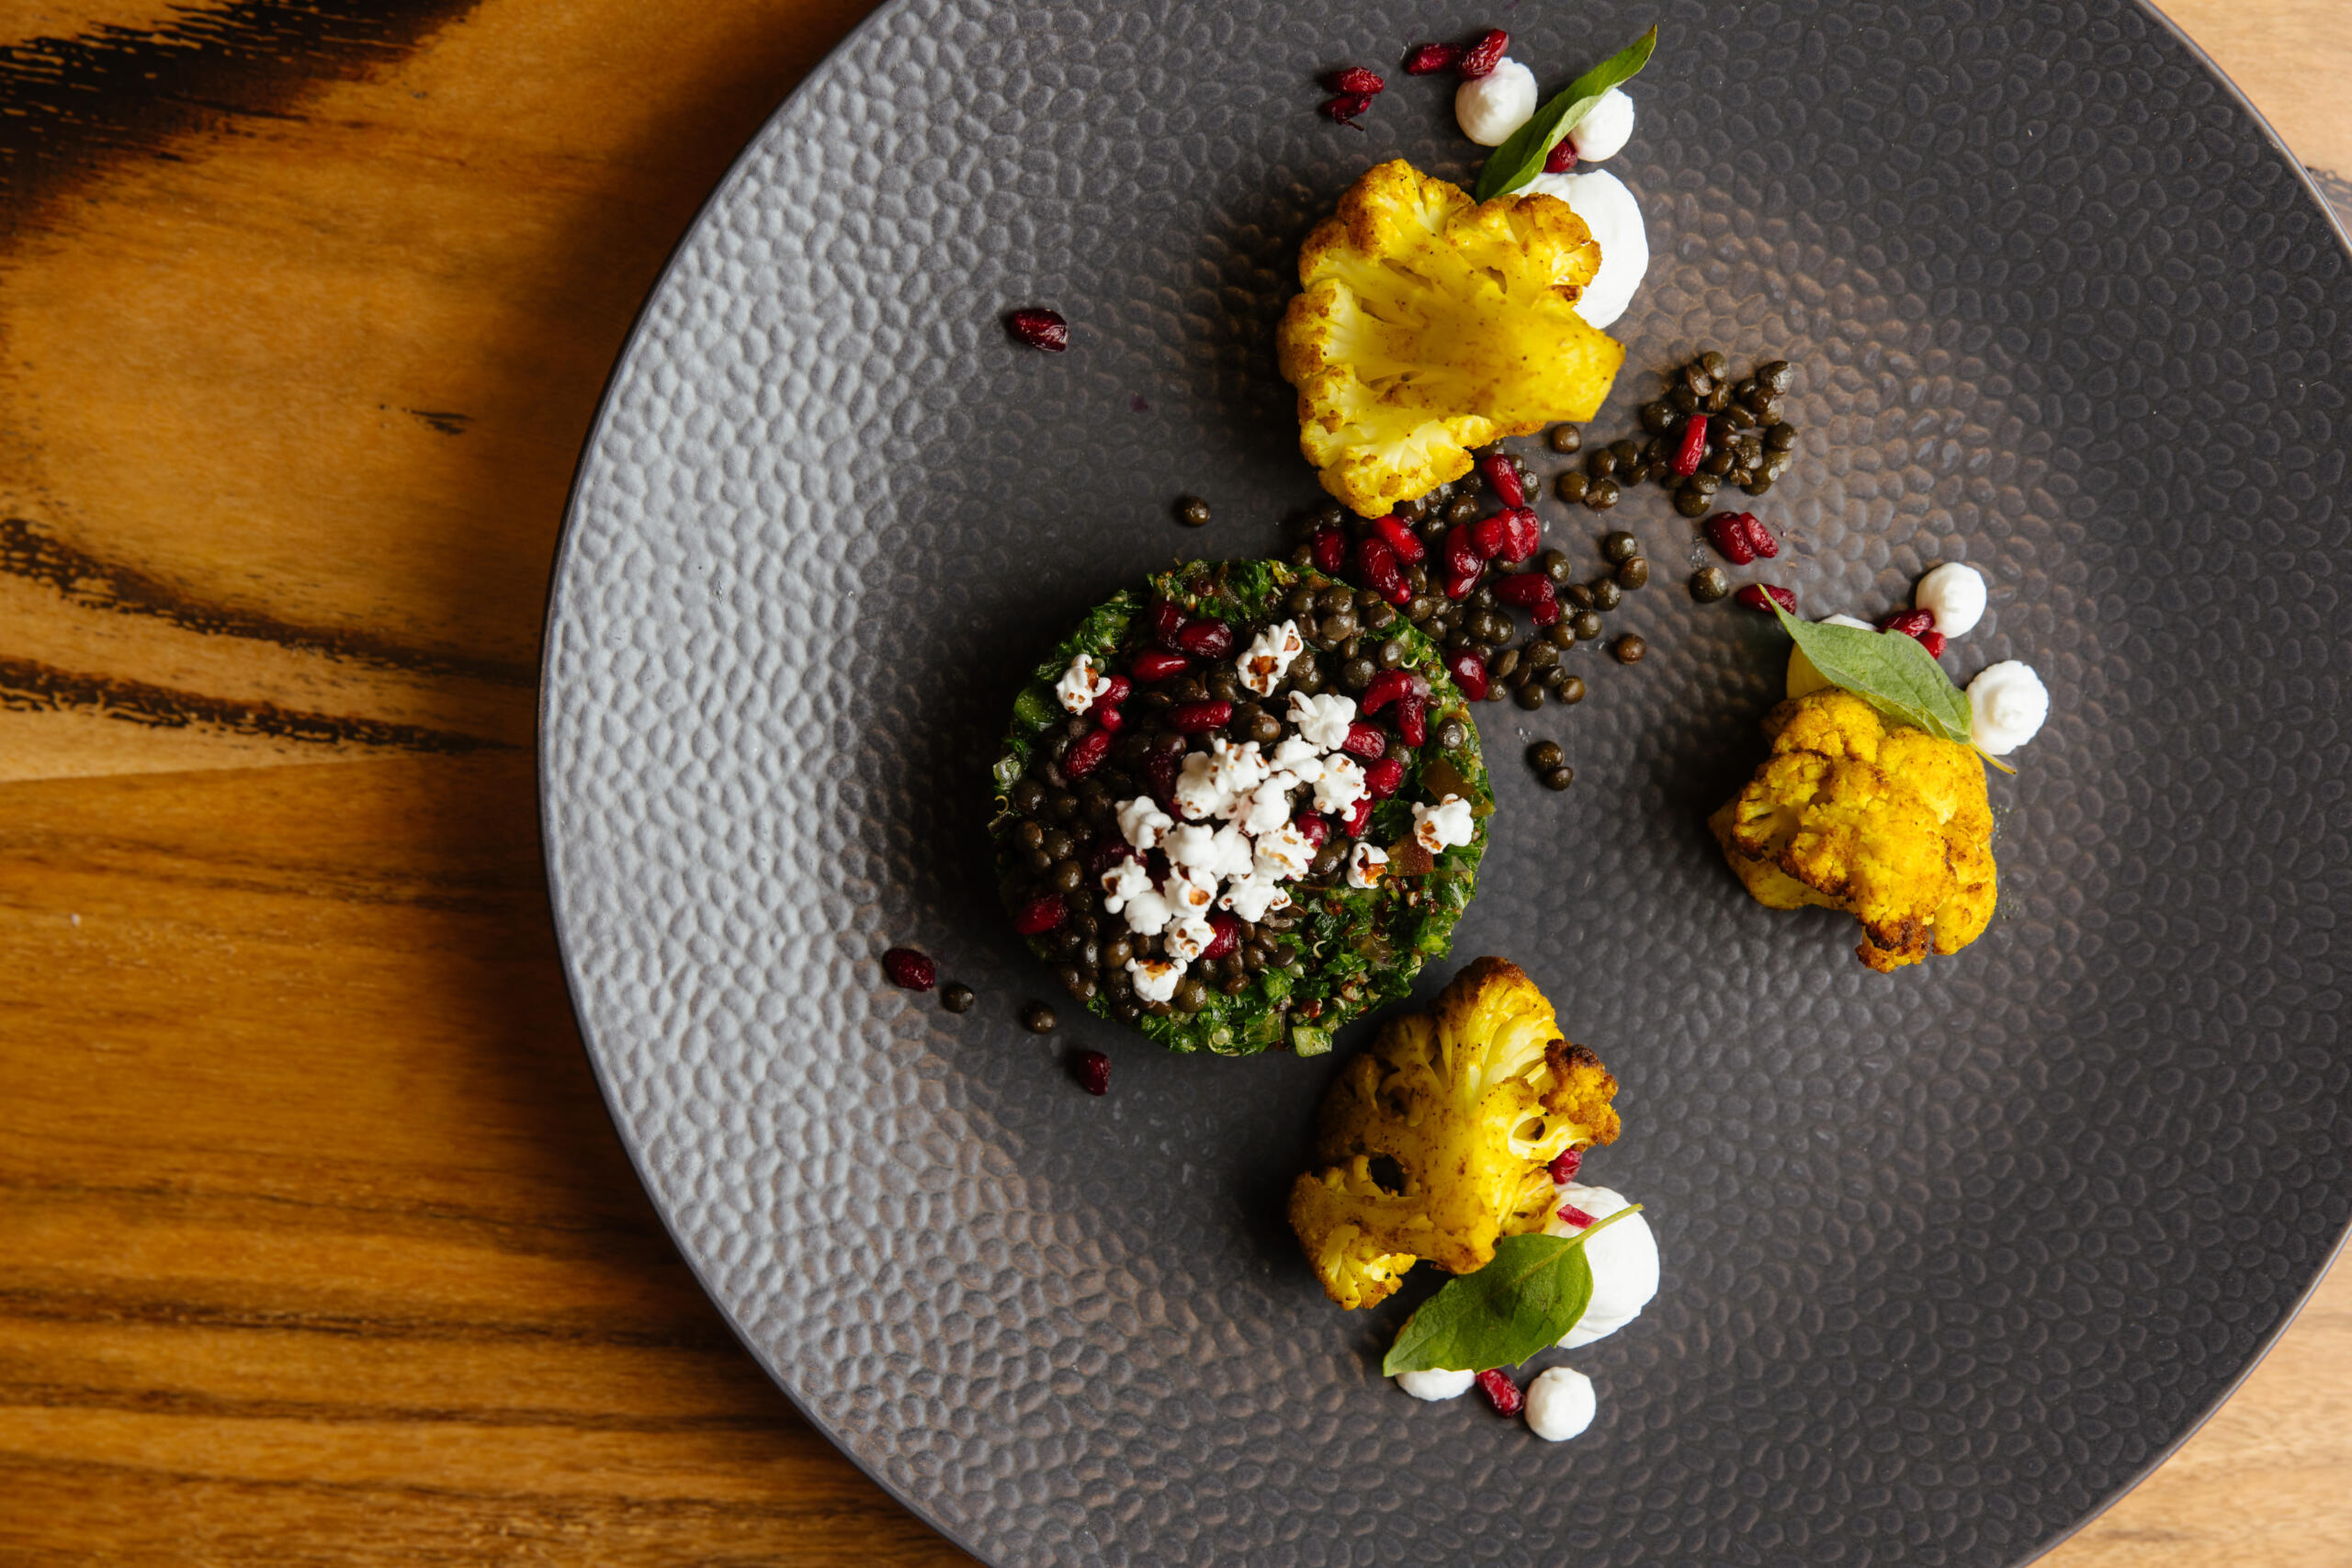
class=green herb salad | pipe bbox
[990,558,1490,1056]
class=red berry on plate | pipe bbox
[1445,648,1488,701]
[1736,583,1796,614]
[1151,598,1187,649]
[1170,700,1234,733]
[1363,755,1406,798]
[1062,727,1114,779]
[1476,1368,1522,1416]
[1355,534,1409,604]
[1394,695,1428,749]
[1073,1049,1111,1096]
[1311,524,1348,575]
[1477,451,1524,508]
[1359,669,1426,715]
[1557,1202,1599,1229]
[1341,797,1374,837]
[1918,629,1948,659]
[1322,92,1374,124]
[1371,513,1425,563]
[1340,721,1387,759]
[1548,1146,1583,1183]
[882,947,936,991]
[1201,914,1242,961]
[1706,512,1758,565]
[1738,513,1779,558]
[1471,513,1510,560]
[1130,649,1189,682]
[1544,139,1577,175]
[1458,28,1509,78]
[1006,308,1068,352]
[1175,618,1235,659]
[1326,65,1385,96]
[1012,895,1067,936]
[1495,572,1555,611]
[1672,414,1709,477]
[1879,608,1935,639]
[1403,41,1461,74]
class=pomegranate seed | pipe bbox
[1403,41,1460,73]
[1073,1049,1111,1096]
[1672,414,1709,477]
[1477,452,1525,509]
[1151,599,1186,649]
[1919,629,1948,659]
[1170,700,1234,733]
[1176,618,1235,660]
[1340,722,1388,760]
[1705,512,1757,565]
[1087,674,1130,730]
[1202,913,1243,961]
[1736,583,1797,614]
[1359,670,1429,715]
[1063,727,1114,780]
[1476,1369,1523,1416]
[1495,572,1555,611]
[1355,535,1409,604]
[1446,648,1488,701]
[1012,894,1067,936]
[1341,796,1374,837]
[1547,1146,1583,1184]
[1530,598,1562,627]
[1442,525,1484,592]
[1293,813,1331,849]
[1458,28,1509,78]
[1326,65,1385,96]
[882,947,936,991]
[1395,695,1428,749]
[1096,672,1132,707]
[1558,1203,1599,1228]
[1501,508,1542,563]
[1321,93,1374,125]
[1143,747,1181,806]
[1088,837,1136,878]
[1371,513,1426,563]
[1363,755,1406,798]
[1879,608,1936,639]
[1311,524,1348,575]
[1543,138,1577,175]
[1130,649,1189,682]
[1738,513,1780,558]
[1471,513,1509,560]
[1006,308,1068,352]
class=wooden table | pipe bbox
[2,3,2346,1562]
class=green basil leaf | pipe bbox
[1473,26,1658,204]
[1762,597,1976,747]
[1382,1205,1643,1374]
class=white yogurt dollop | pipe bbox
[1395,1366,1477,1402]
[1523,168,1647,330]
[1914,562,1987,638]
[1967,660,2049,755]
[1544,1183,1659,1348]
[1523,1366,1597,1440]
[1566,87,1634,162]
[1455,58,1538,146]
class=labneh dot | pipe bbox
[1006,308,1069,352]
[1523,1367,1598,1441]
[882,947,936,991]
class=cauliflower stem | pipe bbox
[1288,957,1621,1309]
[1277,161,1627,517]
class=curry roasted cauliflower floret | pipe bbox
[1287,957,1621,1309]
[1709,689,1997,973]
[1275,161,1627,517]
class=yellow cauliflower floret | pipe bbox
[1709,690,1997,973]
[1276,160,1627,517]
[1287,957,1621,1309]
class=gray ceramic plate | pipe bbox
[540,2,2352,1563]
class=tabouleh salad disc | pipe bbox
[991,558,1491,1056]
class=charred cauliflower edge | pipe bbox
[1287,957,1623,1310]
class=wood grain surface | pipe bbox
[0,3,2345,1563]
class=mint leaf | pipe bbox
[1761,598,1975,747]
[1473,27,1658,204]
[1382,1205,1643,1374]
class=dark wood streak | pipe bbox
[0,0,482,237]
[0,655,510,752]
[401,407,474,435]
[0,518,535,687]
[6,1384,790,1433]
[0,1293,748,1352]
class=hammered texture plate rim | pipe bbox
[538,1,2352,1562]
